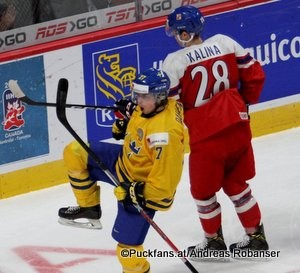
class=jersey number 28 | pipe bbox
[191,60,230,107]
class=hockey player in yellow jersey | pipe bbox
[58,68,186,273]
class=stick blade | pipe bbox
[56,78,69,119]
[8,80,25,99]
[57,78,69,98]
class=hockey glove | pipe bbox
[114,99,136,120]
[114,181,145,207]
[112,119,128,140]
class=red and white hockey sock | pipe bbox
[229,185,261,233]
[195,195,221,237]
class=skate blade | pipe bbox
[58,217,102,229]
[188,249,232,263]
[189,257,232,263]
[230,249,275,262]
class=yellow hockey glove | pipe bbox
[112,119,128,140]
[114,181,145,206]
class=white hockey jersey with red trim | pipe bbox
[162,34,265,143]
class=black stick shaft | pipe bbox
[22,95,117,110]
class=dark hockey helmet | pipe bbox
[131,68,170,105]
[166,5,205,37]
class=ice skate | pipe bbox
[58,204,102,229]
[230,224,269,260]
[187,228,230,262]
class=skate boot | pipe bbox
[230,224,269,259]
[187,228,229,262]
[58,204,102,229]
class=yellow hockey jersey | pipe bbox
[115,99,186,211]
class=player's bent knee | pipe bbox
[117,243,150,273]
[63,141,89,176]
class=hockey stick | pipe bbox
[55,78,199,273]
[8,79,117,111]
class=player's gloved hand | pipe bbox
[112,119,128,140]
[114,181,145,207]
[114,99,136,120]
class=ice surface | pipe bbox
[1,127,300,273]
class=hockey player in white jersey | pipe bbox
[162,5,269,260]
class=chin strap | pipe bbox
[141,100,167,118]
[141,106,164,118]
[176,33,195,47]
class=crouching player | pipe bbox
[58,68,186,273]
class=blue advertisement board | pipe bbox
[82,28,178,141]
[83,0,300,142]
[0,56,49,165]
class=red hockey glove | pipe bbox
[114,99,136,120]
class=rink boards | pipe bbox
[0,0,299,198]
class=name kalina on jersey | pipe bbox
[186,45,222,62]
